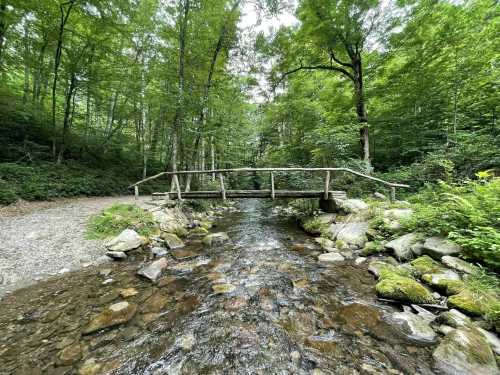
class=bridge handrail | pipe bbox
[129,167,410,189]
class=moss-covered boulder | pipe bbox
[421,269,461,292]
[315,237,335,251]
[189,227,209,236]
[410,255,443,275]
[362,241,386,256]
[367,258,400,278]
[448,289,498,317]
[375,273,436,304]
[433,327,498,375]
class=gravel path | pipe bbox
[0,196,149,297]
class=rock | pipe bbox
[383,208,413,220]
[328,222,368,248]
[105,229,146,252]
[316,213,337,224]
[143,292,169,313]
[119,288,138,298]
[373,192,388,200]
[340,250,353,259]
[390,311,437,344]
[290,350,301,364]
[362,240,386,256]
[57,343,82,366]
[212,283,236,294]
[153,207,189,234]
[355,257,367,265]
[448,289,497,316]
[385,233,419,261]
[202,232,230,246]
[98,269,112,277]
[422,237,461,259]
[410,241,424,256]
[433,327,499,375]
[78,358,102,375]
[151,246,167,257]
[200,220,214,230]
[367,258,400,278]
[339,199,369,213]
[441,256,477,274]
[189,227,209,236]
[179,333,196,351]
[159,232,185,249]
[437,325,455,335]
[411,304,437,322]
[137,258,168,282]
[421,269,461,291]
[410,255,443,275]
[83,301,137,334]
[171,248,202,260]
[376,273,436,304]
[318,252,345,263]
[314,237,335,250]
[102,278,114,285]
[105,251,127,260]
[476,327,500,355]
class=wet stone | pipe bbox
[119,287,138,298]
[83,301,137,335]
[137,257,168,282]
[171,248,202,260]
[56,343,82,366]
[212,283,236,294]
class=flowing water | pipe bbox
[0,199,438,375]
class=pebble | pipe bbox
[102,278,114,285]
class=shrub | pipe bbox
[86,203,157,239]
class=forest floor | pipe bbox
[0,195,149,297]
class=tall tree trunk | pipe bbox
[57,72,77,164]
[210,135,215,181]
[22,21,30,105]
[352,58,371,173]
[51,1,75,160]
[0,0,7,68]
[170,0,190,174]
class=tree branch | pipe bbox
[328,48,353,68]
[276,63,355,87]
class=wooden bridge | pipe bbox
[130,167,409,203]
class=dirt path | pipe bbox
[0,196,149,297]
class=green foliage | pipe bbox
[403,178,500,270]
[86,204,156,239]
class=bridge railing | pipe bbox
[129,167,410,202]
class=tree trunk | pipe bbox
[22,21,30,105]
[352,59,371,173]
[0,0,7,67]
[57,72,77,164]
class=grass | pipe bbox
[464,268,500,322]
[86,203,157,239]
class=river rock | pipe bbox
[57,343,82,366]
[314,237,335,250]
[422,237,461,259]
[83,301,137,334]
[421,269,461,291]
[355,257,367,265]
[105,229,145,252]
[160,232,185,249]
[119,288,138,298]
[202,232,230,246]
[137,258,168,282]
[190,227,209,236]
[105,251,127,260]
[441,256,477,274]
[448,288,497,316]
[151,246,167,257]
[367,258,399,278]
[318,252,345,263]
[154,207,189,234]
[383,208,413,220]
[373,192,388,201]
[78,358,102,375]
[411,304,437,322]
[385,233,419,261]
[338,199,369,213]
[476,327,500,355]
[317,213,337,224]
[433,327,499,375]
[437,309,472,328]
[328,222,368,248]
[390,311,437,344]
[376,273,436,304]
[437,325,455,335]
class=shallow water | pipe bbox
[0,199,439,374]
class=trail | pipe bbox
[0,196,148,297]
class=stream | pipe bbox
[0,199,439,374]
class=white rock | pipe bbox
[318,252,345,263]
[355,257,367,265]
[105,229,145,252]
[476,327,500,356]
[339,199,369,213]
[422,237,461,259]
[328,222,368,248]
[385,233,419,261]
[441,256,477,274]
[105,251,127,260]
[391,311,437,344]
[137,258,168,282]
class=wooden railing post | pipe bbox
[324,170,330,200]
[270,171,275,199]
[390,186,396,203]
[134,186,139,200]
[218,173,226,201]
[173,174,182,200]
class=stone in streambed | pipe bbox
[151,246,167,257]
[160,232,184,249]
[422,236,461,259]
[367,258,400,278]
[433,327,498,375]
[390,311,437,345]
[385,233,419,261]
[318,252,345,263]
[441,255,477,274]
[203,232,230,246]
[83,301,137,334]
[56,343,82,366]
[189,227,209,236]
[476,327,500,356]
[421,269,462,292]
[376,272,436,304]
[437,309,472,328]
[338,199,369,213]
[105,251,127,260]
[119,288,138,298]
[212,283,236,294]
[105,229,146,252]
[315,237,335,250]
[448,288,497,316]
[137,258,168,282]
[328,222,368,248]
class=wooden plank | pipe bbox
[324,171,330,200]
[270,172,275,199]
[218,173,226,201]
[153,190,347,199]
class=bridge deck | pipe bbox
[152,190,347,200]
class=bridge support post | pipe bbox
[390,186,396,203]
[134,186,139,200]
[319,195,339,213]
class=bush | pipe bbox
[86,203,157,239]
[402,176,500,271]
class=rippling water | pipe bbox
[0,199,438,375]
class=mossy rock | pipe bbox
[448,289,498,317]
[190,227,209,236]
[335,239,349,251]
[410,255,443,276]
[362,241,386,256]
[302,217,328,236]
[376,273,436,304]
[200,221,213,230]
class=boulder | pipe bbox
[83,301,137,334]
[383,208,413,221]
[105,251,127,260]
[410,255,443,276]
[373,192,388,201]
[105,229,145,252]
[476,327,500,356]
[159,232,185,249]
[441,256,477,274]
[390,311,437,345]
[154,207,189,234]
[367,258,399,278]
[437,309,472,328]
[362,240,386,256]
[376,273,436,304]
[57,343,82,366]
[318,252,345,263]
[202,232,230,246]
[385,233,419,261]
[314,237,335,251]
[411,304,437,322]
[137,258,168,282]
[328,222,368,248]
[421,269,461,292]
[355,257,367,265]
[422,237,461,259]
[448,289,497,316]
[189,227,209,236]
[316,213,337,224]
[433,327,498,375]
[151,247,167,257]
[338,199,369,213]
